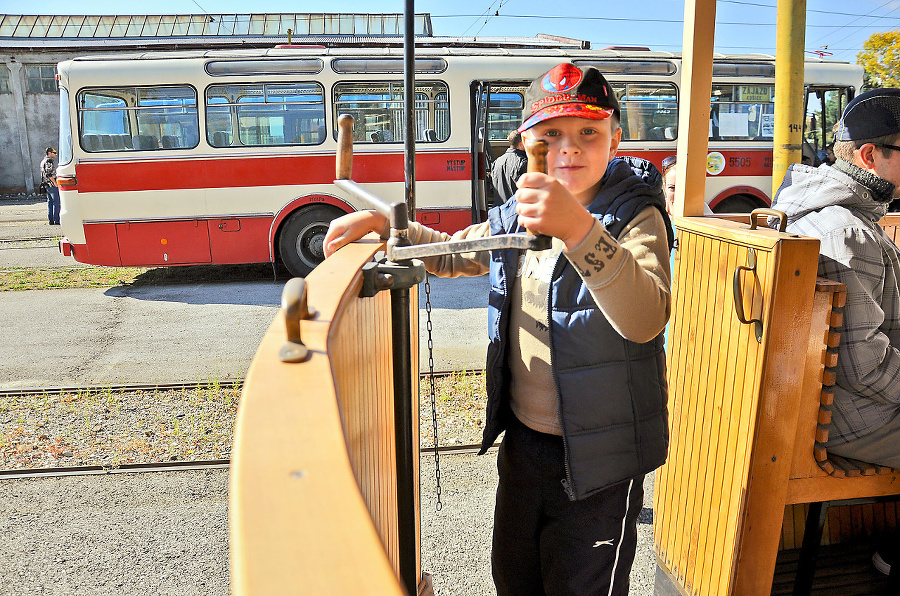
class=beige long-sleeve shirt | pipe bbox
[405,206,671,434]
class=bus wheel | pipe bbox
[278,205,344,277]
[712,194,761,214]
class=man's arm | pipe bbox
[819,228,900,404]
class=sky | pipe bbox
[4,0,900,64]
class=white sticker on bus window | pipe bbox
[719,112,750,137]
[761,113,775,137]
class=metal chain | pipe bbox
[423,273,442,511]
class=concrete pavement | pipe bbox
[0,197,489,387]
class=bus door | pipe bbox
[472,81,529,213]
[803,86,853,166]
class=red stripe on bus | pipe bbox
[71,208,473,267]
[620,149,774,178]
[75,151,471,193]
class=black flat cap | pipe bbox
[835,88,900,142]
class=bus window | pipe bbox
[205,82,326,147]
[58,86,72,165]
[613,83,678,141]
[804,87,850,161]
[77,85,199,152]
[479,89,525,142]
[709,84,774,140]
[333,81,449,143]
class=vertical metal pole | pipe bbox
[389,202,417,595]
[404,0,417,220]
[772,0,807,196]
[392,286,417,595]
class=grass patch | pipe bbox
[419,370,487,447]
[0,263,283,292]
[0,382,242,469]
[0,266,148,291]
[0,370,489,469]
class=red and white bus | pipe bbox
[55,44,863,276]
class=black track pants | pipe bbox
[491,415,643,596]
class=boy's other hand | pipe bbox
[324,210,388,257]
[515,172,596,251]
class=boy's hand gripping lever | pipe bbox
[332,115,550,271]
[522,139,552,248]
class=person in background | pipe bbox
[324,62,674,595]
[662,155,677,215]
[489,129,528,206]
[39,147,60,226]
[770,88,900,578]
[660,155,712,215]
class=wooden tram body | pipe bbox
[230,0,900,594]
[230,236,419,595]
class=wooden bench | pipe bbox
[782,278,900,594]
[654,215,900,596]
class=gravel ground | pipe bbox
[0,453,655,596]
[0,469,228,596]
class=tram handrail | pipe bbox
[230,237,407,595]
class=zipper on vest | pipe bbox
[547,252,576,501]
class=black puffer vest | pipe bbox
[480,157,672,500]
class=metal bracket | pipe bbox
[279,277,317,363]
[360,257,427,298]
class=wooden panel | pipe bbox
[654,216,820,596]
[331,284,421,578]
[230,237,411,596]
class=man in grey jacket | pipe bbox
[771,88,900,575]
[489,130,528,207]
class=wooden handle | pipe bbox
[522,139,550,241]
[336,114,354,180]
[524,139,548,174]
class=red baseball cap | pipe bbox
[518,63,620,133]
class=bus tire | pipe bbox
[278,205,344,277]
[712,194,763,214]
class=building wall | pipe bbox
[0,51,72,195]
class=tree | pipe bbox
[857,30,900,89]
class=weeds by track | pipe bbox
[0,371,487,479]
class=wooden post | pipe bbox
[674,0,717,218]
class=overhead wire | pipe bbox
[809,0,899,59]
[460,0,505,37]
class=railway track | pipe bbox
[0,445,485,480]
[0,370,484,398]
[0,373,486,479]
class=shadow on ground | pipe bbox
[126,262,292,287]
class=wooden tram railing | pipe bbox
[230,237,423,596]
[655,213,900,596]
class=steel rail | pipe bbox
[0,370,486,398]
[0,379,244,398]
[0,445,488,480]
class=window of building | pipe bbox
[613,82,678,142]
[25,64,58,93]
[333,80,449,143]
[206,82,326,147]
[709,84,775,140]
[77,85,199,152]
[0,67,10,94]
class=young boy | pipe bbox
[324,63,673,595]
